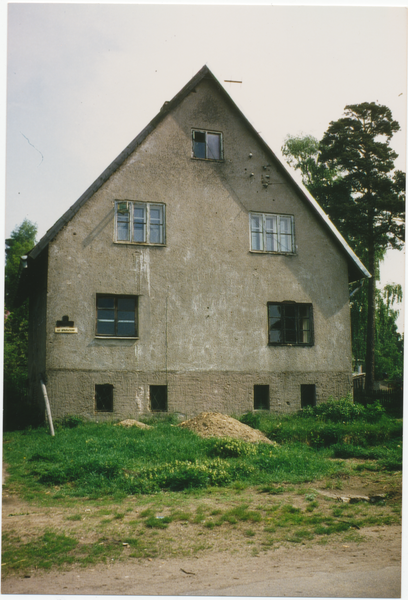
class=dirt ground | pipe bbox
[1,462,403,597]
[1,526,402,597]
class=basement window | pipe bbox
[192,130,223,160]
[268,302,313,346]
[250,213,295,253]
[150,385,168,412]
[115,201,165,245]
[301,384,316,408]
[96,295,138,338]
[254,385,270,410]
[95,384,113,412]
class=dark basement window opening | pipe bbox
[95,384,114,412]
[301,384,316,408]
[150,385,168,412]
[254,384,270,410]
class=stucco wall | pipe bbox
[41,77,353,419]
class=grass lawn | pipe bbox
[2,401,403,577]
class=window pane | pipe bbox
[265,216,277,251]
[279,217,293,252]
[251,232,262,251]
[150,206,163,224]
[285,328,297,343]
[268,304,281,318]
[265,216,277,233]
[269,302,282,344]
[117,212,130,241]
[149,206,163,243]
[97,297,115,309]
[133,223,145,242]
[98,309,114,321]
[207,133,221,159]
[117,298,135,311]
[251,215,263,250]
[280,234,292,253]
[133,205,146,242]
[97,320,115,335]
[193,131,206,158]
[266,233,278,252]
[280,216,292,234]
[150,224,162,244]
[117,321,136,336]
[269,329,281,343]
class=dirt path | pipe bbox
[1,525,402,596]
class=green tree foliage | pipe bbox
[282,103,405,387]
[4,219,38,430]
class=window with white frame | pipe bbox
[250,213,294,253]
[192,130,223,160]
[115,201,165,245]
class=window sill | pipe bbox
[268,344,313,347]
[95,336,139,340]
[191,157,224,163]
[250,250,296,256]
[113,241,166,247]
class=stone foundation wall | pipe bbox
[45,369,353,421]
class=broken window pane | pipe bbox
[193,130,206,158]
[268,302,312,346]
[192,130,222,160]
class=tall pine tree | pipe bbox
[282,103,405,390]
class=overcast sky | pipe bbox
[3,1,407,328]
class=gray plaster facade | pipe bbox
[20,66,369,421]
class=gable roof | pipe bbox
[27,65,370,282]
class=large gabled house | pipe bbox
[17,65,370,421]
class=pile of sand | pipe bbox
[116,419,151,429]
[178,412,273,444]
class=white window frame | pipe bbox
[114,201,166,245]
[192,129,223,161]
[249,212,295,254]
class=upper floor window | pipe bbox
[268,302,313,346]
[192,130,223,160]
[250,213,295,253]
[115,201,165,245]
[96,295,138,338]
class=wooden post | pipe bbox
[40,379,55,437]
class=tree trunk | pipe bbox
[365,233,376,393]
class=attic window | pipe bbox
[115,201,165,245]
[192,130,222,160]
[268,302,313,346]
[250,213,295,254]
